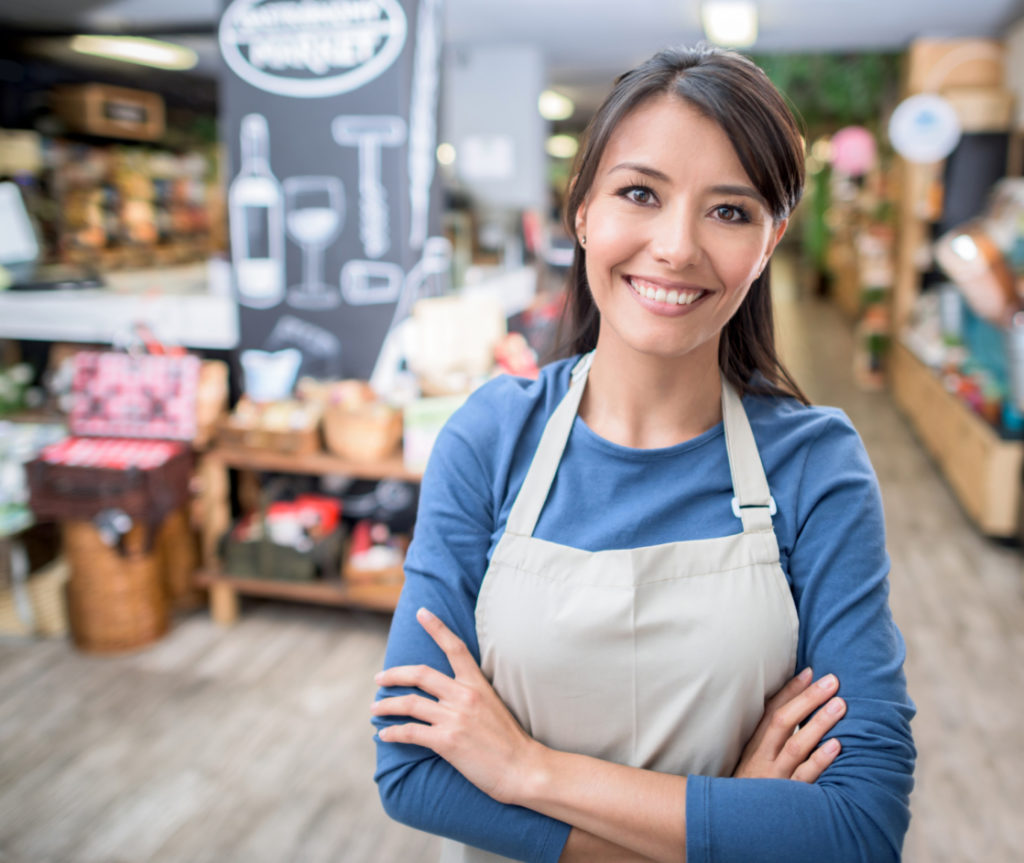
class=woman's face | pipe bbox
[575,93,787,366]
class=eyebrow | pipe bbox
[609,162,769,209]
[710,184,769,209]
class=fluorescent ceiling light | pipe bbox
[701,1,758,48]
[538,90,575,122]
[69,35,198,71]
[546,134,579,159]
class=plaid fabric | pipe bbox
[39,437,184,470]
[69,352,200,441]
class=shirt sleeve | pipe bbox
[372,395,572,863]
[686,413,916,863]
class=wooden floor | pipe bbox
[2,268,1022,863]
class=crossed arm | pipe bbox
[374,607,847,863]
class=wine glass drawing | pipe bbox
[284,175,344,309]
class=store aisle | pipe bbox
[1,263,1023,863]
[773,252,1024,863]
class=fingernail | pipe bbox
[817,673,837,690]
[374,671,384,683]
[823,738,840,754]
[798,667,812,683]
[417,607,434,620]
[378,727,391,740]
[826,697,845,715]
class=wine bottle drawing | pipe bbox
[285,175,344,309]
[230,113,285,309]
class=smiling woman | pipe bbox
[373,45,915,863]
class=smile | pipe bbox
[626,276,708,307]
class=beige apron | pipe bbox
[441,353,798,863]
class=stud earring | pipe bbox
[580,236,586,246]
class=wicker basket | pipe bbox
[27,447,193,533]
[155,506,202,611]
[63,520,169,654]
[323,403,403,462]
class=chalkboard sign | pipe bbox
[219,0,446,383]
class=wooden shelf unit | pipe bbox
[194,445,421,625]
[889,342,1023,536]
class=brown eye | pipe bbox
[625,186,654,204]
[714,205,749,222]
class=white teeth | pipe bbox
[630,277,703,306]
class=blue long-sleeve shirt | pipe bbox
[374,356,916,862]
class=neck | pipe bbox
[579,340,724,449]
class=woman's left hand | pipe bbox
[372,607,538,805]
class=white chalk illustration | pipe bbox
[370,235,452,392]
[284,175,344,309]
[219,0,408,99]
[265,315,344,378]
[408,0,443,251]
[332,115,407,259]
[229,113,285,308]
[340,259,406,306]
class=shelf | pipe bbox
[208,445,422,483]
[194,568,402,621]
[889,342,1023,536]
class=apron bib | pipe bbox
[442,354,798,863]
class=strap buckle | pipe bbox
[731,496,777,519]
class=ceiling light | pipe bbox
[436,142,456,166]
[701,1,758,48]
[538,90,575,122]
[69,35,198,71]
[546,134,579,160]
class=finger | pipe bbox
[764,667,814,715]
[762,674,840,755]
[791,738,842,783]
[777,696,846,773]
[745,668,814,753]
[372,693,448,724]
[377,721,440,749]
[375,663,461,700]
[416,607,481,678]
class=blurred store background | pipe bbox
[0,1,1023,862]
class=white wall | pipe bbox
[442,44,547,211]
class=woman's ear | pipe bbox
[759,218,788,275]
[574,204,588,247]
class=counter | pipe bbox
[0,262,238,350]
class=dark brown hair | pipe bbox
[557,44,809,404]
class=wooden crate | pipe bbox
[889,342,1023,536]
[51,84,165,142]
[215,420,320,457]
[904,38,1005,95]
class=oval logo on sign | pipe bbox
[219,0,408,99]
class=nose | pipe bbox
[649,206,702,270]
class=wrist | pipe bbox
[507,737,555,808]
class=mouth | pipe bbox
[626,276,709,309]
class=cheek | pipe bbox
[710,233,771,290]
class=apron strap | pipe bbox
[721,381,775,532]
[504,352,592,537]
[506,355,774,536]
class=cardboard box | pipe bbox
[943,86,1015,132]
[905,38,1005,95]
[52,84,165,141]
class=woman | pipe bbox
[372,45,915,863]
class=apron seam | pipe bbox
[489,558,786,584]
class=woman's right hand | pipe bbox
[733,668,845,782]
